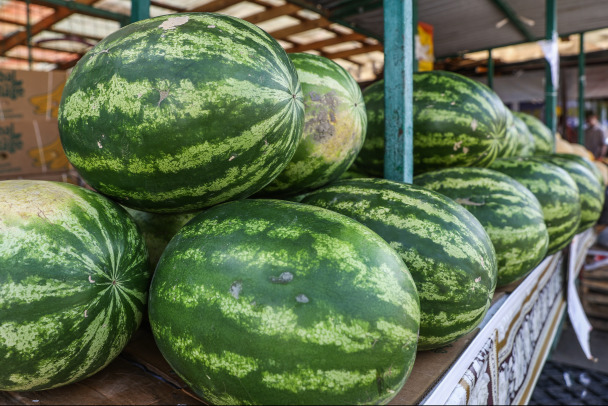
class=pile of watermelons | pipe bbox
[0,12,605,405]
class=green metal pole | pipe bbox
[413,0,418,72]
[578,32,586,145]
[131,0,150,23]
[383,0,413,183]
[488,48,494,90]
[544,0,557,141]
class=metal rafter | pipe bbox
[188,0,243,13]
[325,43,383,60]
[331,0,382,19]
[488,0,535,42]
[0,0,102,55]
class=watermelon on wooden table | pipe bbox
[513,112,554,155]
[354,71,510,176]
[490,157,582,255]
[0,180,150,391]
[148,199,420,405]
[299,178,497,350]
[537,154,604,233]
[59,13,304,213]
[414,168,549,287]
[260,53,367,197]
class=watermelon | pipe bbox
[511,113,535,157]
[353,71,510,176]
[0,180,150,391]
[58,13,304,213]
[124,207,197,268]
[490,157,582,255]
[414,168,549,287]
[299,178,497,350]
[555,153,605,187]
[260,53,367,197]
[513,112,554,155]
[537,155,604,232]
[148,199,420,405]
[497,109,517,158]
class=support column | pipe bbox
[488,48,494,90]
[383,0,414,183]
[578,33,586,145]
[544,0,557,141]
[131,0,150,23]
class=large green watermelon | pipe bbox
[59,13,304,213]
[414,168,549,287]
[514,112,554,155]
[0,180,150,391]
[353,71,510,176]
[148,199,420,405]
[490,157,581,255]
[260,53,367,197]
[299,178,497,350]
[555,153,605,187]
[537,155,604,232]
[509,113,536,157]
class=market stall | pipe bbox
[1,1,607,405]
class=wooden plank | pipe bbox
[0,0,100,54]
[286,32,366,53]
[325,43,383,60]
[188,0,243,13]
[244,3,300,24]
[268,17,332,40]
[581,279,608,293]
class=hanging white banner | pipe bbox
[538,31,560,88]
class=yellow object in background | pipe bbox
[417,22,434,71]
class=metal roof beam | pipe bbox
[188,0,243,13]
[488,0,535,42]
[0,0,103,55]
[286,32,366,53]
[331,0,382,20]
[244,4,300,24]
[268,16,332,39]
[325,43,383,59]
[284,0,382,40]
[29,0,129,25]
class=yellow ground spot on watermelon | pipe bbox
[261,368,377,393]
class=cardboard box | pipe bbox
[0,69,69,121]
[0,119,73,178]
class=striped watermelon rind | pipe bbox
[554,153,605,187]
[261,53,367,197]
[511,113,536,157]
[299,178,497,350]
[0,180,150,391]
[514,112,555,155]
[490,157,582,255]
[536,155,604,233]
[354,71,509,176]
[414,167,549,287]
[59,13,304,213]
[148,199,420,405]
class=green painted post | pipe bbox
[131,0,150,23]
[488,48,494,90]
[383,0,413,183]
[544,0,557,141]
[578,32,586,145]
